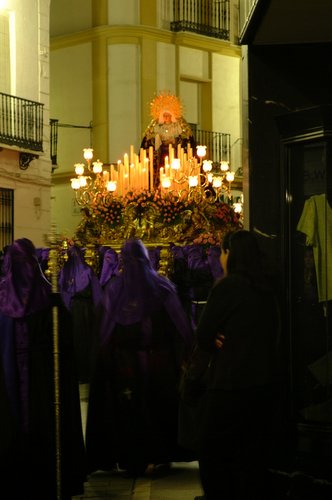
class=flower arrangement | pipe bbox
[90,194,124,227]
[211,201,242,231]
[154,192,193,225]
[123,189,159,215]
[193,232,220,246]
[76,188,242,246]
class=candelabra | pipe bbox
[70,145,236,206]
[70,146,242,246]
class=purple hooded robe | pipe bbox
[86,239,194,474]
[0,238,86,499]
[58,245,103,383]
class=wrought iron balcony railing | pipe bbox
[49,121,231,172]
[0,188,14,250]
[50,118,58,166]
[195,128,231,164]
[171,0,230,40]
[0,92,43,152]
[239,0,259,41]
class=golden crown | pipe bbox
[150,91,183,121]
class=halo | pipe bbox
[150,91,183,122]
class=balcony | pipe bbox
[50,118,58,168]
[49,121,231,172]
[48,109,231,167]
[238,0,263,42]
[170,0,231,40]
[0,92,44,153]
[193,127,230,164]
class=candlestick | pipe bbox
[149,146,154,189]
[124,153,129,168]
[103,170,109,183]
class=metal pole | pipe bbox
[48,225,62,500]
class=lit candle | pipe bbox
[135,155,139,189]
[212,177,222,189]
[103,170,109,183]
[161,177,171,189]
[226,171,235,183]
[196,145,207,159]
[171,158,180,170]
[177,144,181,160]
[138,162,142,189]
[180,148,184,172]
[117,162,123,196]
[79,176,88,187]
[220,160,229,172]
[130,163,135,189]
[169,144,174,165]
[233,202,242,214]
[189,175,198,188]
[71,178,81,190]
[83,148,93,161]
[124,162,129,192]
[183,154,188,177]
[203,160,212,172]
[92,160,103,174]
[149,146,154,189]
[144,158,149,189]
[107,181,117,192]
[74,163,85,176]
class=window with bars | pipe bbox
[0,188,14,252]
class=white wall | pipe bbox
[0,0,52,249]
[51,183,82,238]
[156,42,176,92]
[50,43,93,172]
[108,43,141,159]
[50,0,92,36]
[179,46,209,80]
[179,81,199,125]
[108,0,139,25]
[49,41,93,236]
[212,53,241,140]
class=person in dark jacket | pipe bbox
[180,229,281,500]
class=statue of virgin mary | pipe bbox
[141,92,196,188]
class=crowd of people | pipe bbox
[0,230,282,500]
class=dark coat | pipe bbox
[179,273,281,458]
[0,300,87,500]
[196,273,280,390]
[86,304,194,474]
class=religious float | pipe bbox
[67,92,243,274]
